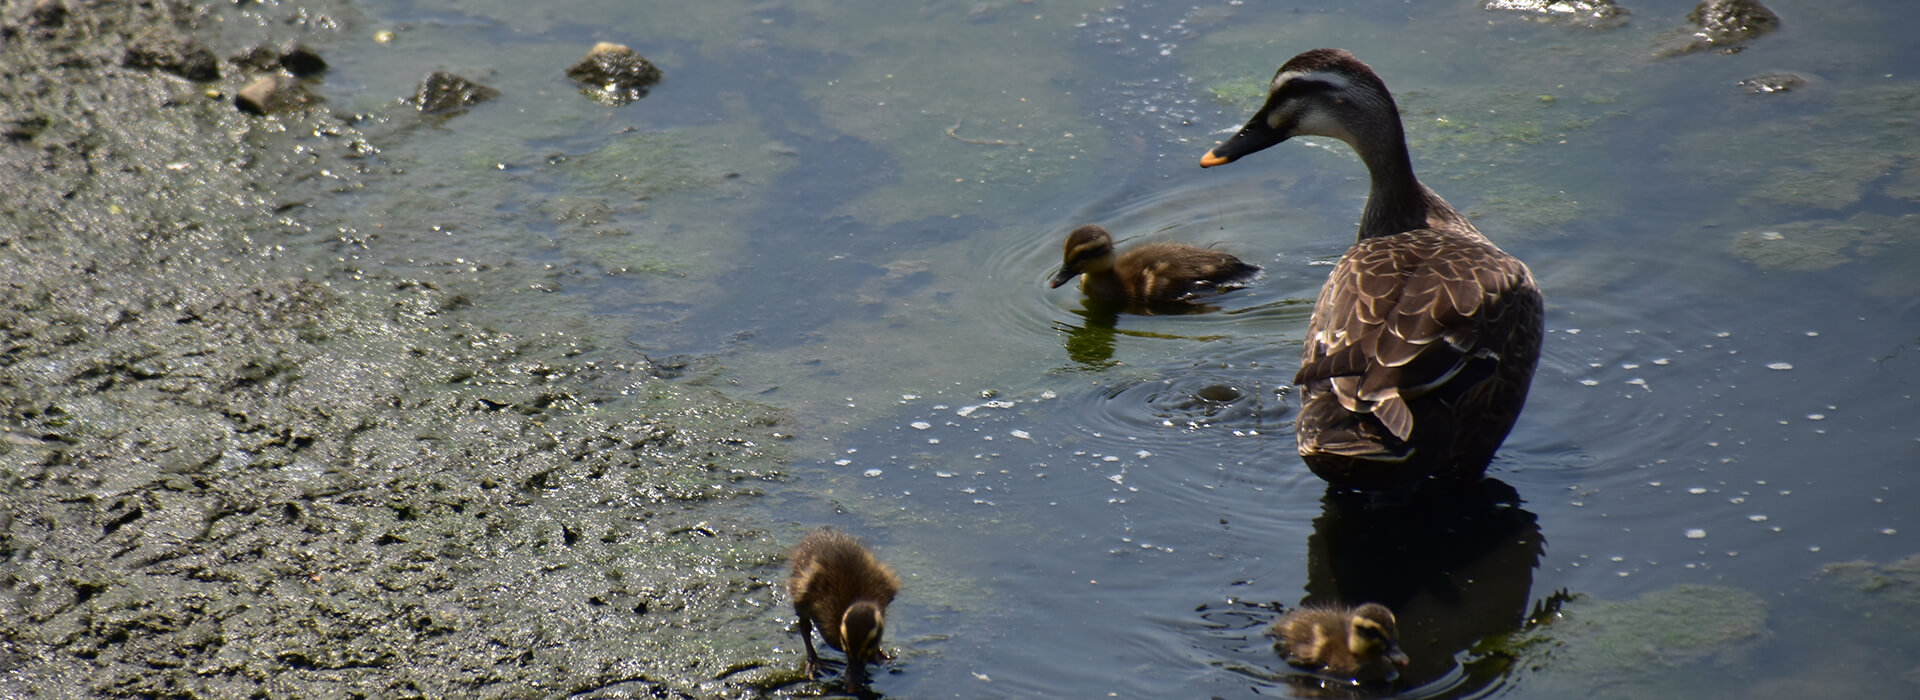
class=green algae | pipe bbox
[788,3,1114,227]
[1675,81,1920,214]
[1729,213,1920,302]
[1490,585,1769,698]
[1815,554,1920,623]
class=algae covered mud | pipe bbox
[6,0,1920,698]
[0,2,797,696]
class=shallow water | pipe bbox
[320,0,1920,696]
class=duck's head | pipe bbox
[1200,48,1399,168]
[1049,224,1117,288]
[1348,603,1411,672]
[840,600,886,688]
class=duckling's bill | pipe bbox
[1047,266,1080,289]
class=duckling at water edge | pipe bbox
[789,527,901,693]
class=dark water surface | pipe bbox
[328,0,1918,696]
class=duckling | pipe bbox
[788,527,901,693]
[1271,602,1410,684]
[1200,49,1544,493]
[1049,224,1261,307]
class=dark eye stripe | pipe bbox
[1068,247,1110,265]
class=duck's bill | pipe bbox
[1048,268,1079,288]
[1199,119,1287,168]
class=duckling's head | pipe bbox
[1200,48,1399,168]
[1348,603,1411,671]
[840,600,886,686]
[1050,224,1117,288]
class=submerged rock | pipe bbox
[1738,72,1805,95]
[122,29,220,82]
[413,70,499,114]
[565,42,662,106]
[1657,0,1780,56]
[277,42,327,77]
[1480,0,1628,30]
[230,43,328,77]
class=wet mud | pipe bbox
[1,2,791,697]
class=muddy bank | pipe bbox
[0,2,793,697]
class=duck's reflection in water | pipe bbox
[1298,478,1545,695]
[1057,301,1121,370]
[1054,299,1239,371]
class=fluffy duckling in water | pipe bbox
[1271,602,1410,684]
[1049,224,1261,307]
[789,527,901,693]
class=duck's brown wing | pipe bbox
[1295,229,1537,446]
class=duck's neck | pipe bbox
[1079,270,1126,302]
[1352,122,1471,241]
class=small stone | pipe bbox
[414,71,500,114]
[234,75,310,115]
[565,42,662,106]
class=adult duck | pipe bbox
[1200,48,1543,494]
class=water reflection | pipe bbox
[1193,479,1545,698]
[1052,297,1243,371]
[1301,479,1545,695]
[1056,300,1121,370]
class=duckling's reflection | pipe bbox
[1055,298,1233,371]
[1297,478,1543,694]
[1056,300,1121,370]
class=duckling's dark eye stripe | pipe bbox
[1067,244,1110,264]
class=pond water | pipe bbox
[321,0,1919,696]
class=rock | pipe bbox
[414,71,500,114]
[229,44,280,71]
[3,115,49,143]
[1690,0,1780,43]
[235,74,311,115]
[278,42,327,77]
[230,42,326,77]
[564,42,661,106]
[122,30,220,82]
[1480,0,1628,30]
[1658,0,1780,56]
[1737,72,1804,95]
[28,0,67,29]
